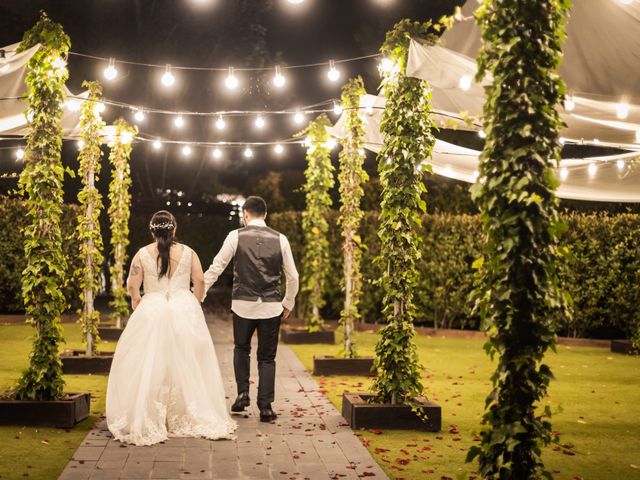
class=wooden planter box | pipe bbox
[0,392,91,428]
[61,350,114,374]
[281,327,335,344]
[342,392,441,432]
[611,339,638,355]
[313,356,375,376]
[98,326,123,341]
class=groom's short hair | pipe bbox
[243,196,267,217]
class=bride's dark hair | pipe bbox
[149,210,177,278]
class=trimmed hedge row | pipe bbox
[1,197,638,342]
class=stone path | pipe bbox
[59,316,388,480]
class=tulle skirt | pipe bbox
[106,289,237,446]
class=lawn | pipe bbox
[0,322,115,480]
[289,330,640,480]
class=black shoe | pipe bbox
[259,404,278,423]
[231,392,250,412]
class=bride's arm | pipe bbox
[191,252,206,302]
[127,253,143,310]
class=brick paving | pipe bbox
[59,316,388,480]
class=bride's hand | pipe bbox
[131,296,141,311]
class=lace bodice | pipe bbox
[139,244,192,295]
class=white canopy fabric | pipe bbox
[329,94,640,203]
[0,42,86,138]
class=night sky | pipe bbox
[0,0,461,213]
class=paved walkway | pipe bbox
[59,316,388,480]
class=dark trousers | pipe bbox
[232,312,281,407]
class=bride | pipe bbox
[106,211,237,446]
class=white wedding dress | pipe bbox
[106,245,237,446]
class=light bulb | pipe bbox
[94,102,106,114]
[478,130,486,138]
[458,74,472,91]
[161,64,175,87]
[560,167,569,181]
[103,58,118,81]
[326,138,337,149]
[51,57,66,71]
[333,102,343,115]
[564,96,575,111]
[327,60,340,82]
[244,146,254,158]
[273,65,286,88]
[121,131,133,145]
[358,148,366,157]
[153,140,162,150]
[616,159,625,171]
[616,102,629,120]
[213,148,222,159]
[255,115,265,129]
[174,115,185,128]
[294,110,305,124]
[15,148,24,160]
[65,99,81,112]
[182,145,192,156]
[274,144,284,155]
[77,140,85,150]
[216,115,226,130]
[225,67,239,90]
[134,109,145,123]
[559,136,566,145]
[287,0,304,3]
[588,163,597,177]
[378,57,395,73]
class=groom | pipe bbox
[202,196,299,422]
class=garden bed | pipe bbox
[313,355,375,376]
[61,350,114,374]
[342,392,441,431]
[0,392,91,428]
[281,326,335,344]
[611,339,638,355]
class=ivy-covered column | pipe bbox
[76,81,106,356]
[300,114,335,333]
[338,77,368,358]
[108,118,137,329]
[14,13,70,401]
[467,1,570,478]
[370,20,437,405]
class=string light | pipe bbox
[182,145,192,156]
[616,159,625,171]
[358,148,366,157]
[51,56,67,71]
[588,162,597,178]
[103,58,118,81]
[378,57,395,74]
[273,65,286,88]
[333,102,343,115]
[161,64,175,87]
[327,60,340,82]
[133,109,145,123]
[225,67,239,90]
[559,136,566,145]
[326,138,337,149]
[94,102,106,114]
[121,131,133,145]
[560,167,569,181]
[478,130,486,138]
[15,148,24,160]
[616,102,629,120]
[458,74,472,91]
[287,0,304,3]
[244,146,254,158]
[294,110,305,124]
[216,115,226,130]
[77,140,85,149]
[65,99,82,112]
[564,95,575,111]
[213,148,222,159]
[153,140,162,150]
[274,144,284,155]
[174,115,185,128]
[255,115,265,129]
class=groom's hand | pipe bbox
[282,308,291,320]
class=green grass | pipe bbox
[0,322,116,480]
[289,331,640,480]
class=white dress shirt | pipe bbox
[203,219,299,319]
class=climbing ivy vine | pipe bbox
[337,77,368,358]
[108,118,137,328]
[76,80,105,356]
[14,12,70,401]
[370,20,438,405]
[298,114,335,333]
[466,1,571,478]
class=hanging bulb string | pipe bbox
[68,51,381,72]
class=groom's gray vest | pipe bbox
[232,225,283,303]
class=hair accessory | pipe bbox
[149,221,175,231]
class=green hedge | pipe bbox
[1,197,638,342]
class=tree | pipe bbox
[14,12,70,401]
[337,77,368,358]
[108,119,138,329]
[370,20,438,405]
[76,81,106,356]
[299,115,335,332]
[466,1,571,478]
